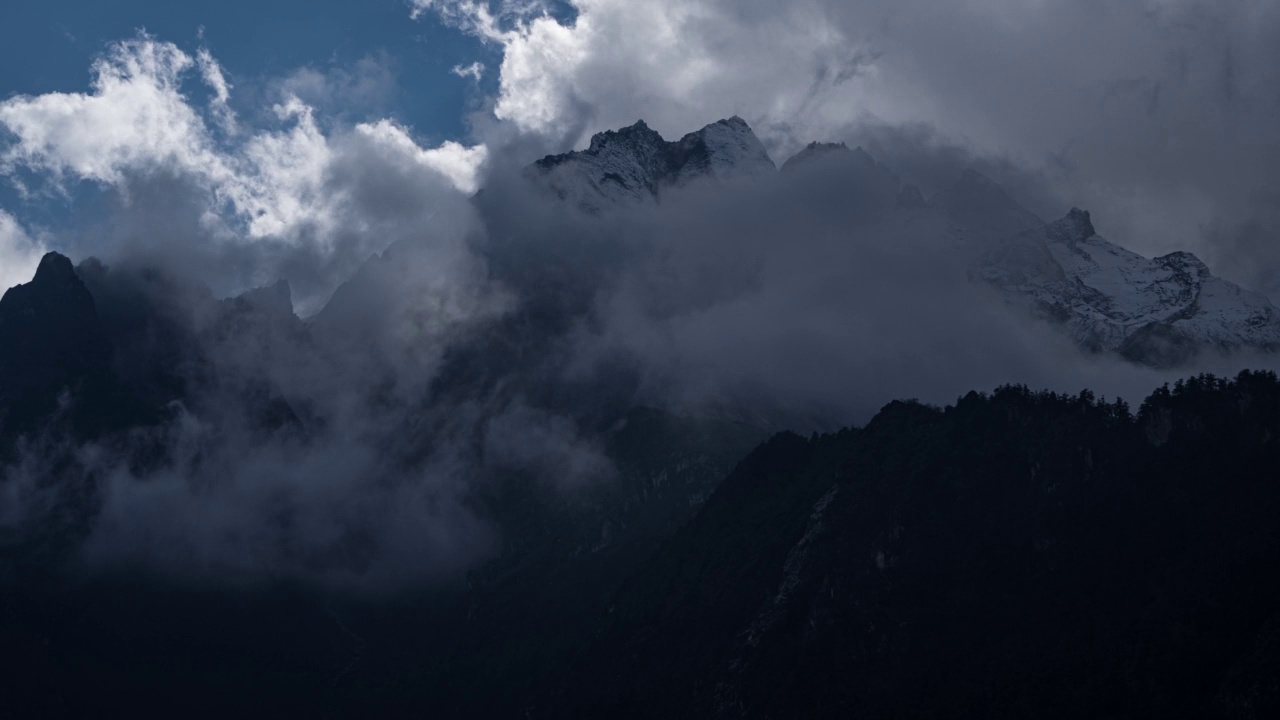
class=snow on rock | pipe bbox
[528,117,775,211]
[979,207,1280,364]
[681,116,777,183]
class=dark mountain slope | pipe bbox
[0,253,118,451]
[565,372,1280,719]
[0,402,764,718]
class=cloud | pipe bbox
[419,0,1280,298]
[517,171,1202,428]
[355,120,488,194]
[277,53,400,118]
[4,12,1280,591]
[421,0,870,148]
[0,36,216,187]
[76,401,499,587]
[196,48,237,135]
[0,35,490,311]
[451,61,485,81]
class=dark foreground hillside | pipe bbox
[4,371,1280,718]
[560,372,1280,719]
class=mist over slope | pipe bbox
[1,103,1279,717]
[1,6,1279,713]
[3,114,1280,589]
[6,370,1279,718]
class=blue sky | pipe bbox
[0,0,493,141]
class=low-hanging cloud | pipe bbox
[485,160,1270,432]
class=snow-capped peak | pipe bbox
[675,116,776,183]
[979,206,1280,364]
[528,117,775,211]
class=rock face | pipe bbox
[529,117,776,210]
[0,252,113,441]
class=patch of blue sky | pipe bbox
[0,0,538,236]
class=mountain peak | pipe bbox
[32,251,78,285]
[709,115,751,132]
[4,252,94,308]
[988,203,1280,363]
[673,116,775,181]
[0,249,112,417]
[1047,208,1096,243]
[529,116,775,209]
[1065,207,1095,238]
[232,278,295,317]
[585,119,665,153]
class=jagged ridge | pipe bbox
[529,117,776,210]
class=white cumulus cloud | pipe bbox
[355,120,489,194]
[0,37,221,187]
[0,35,488,231]
[417,0,875,151]
[0,35,491,307]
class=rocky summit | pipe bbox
[529,117,776,210]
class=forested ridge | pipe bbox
[4,364,1280,718]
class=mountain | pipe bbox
[561,372,1280,719]
[0,252,118,450]
[524,116,1280,366]
[976,207,1280,365]
[4,117,1280,717]
[528,117,776,211]
[0,251,773,717]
